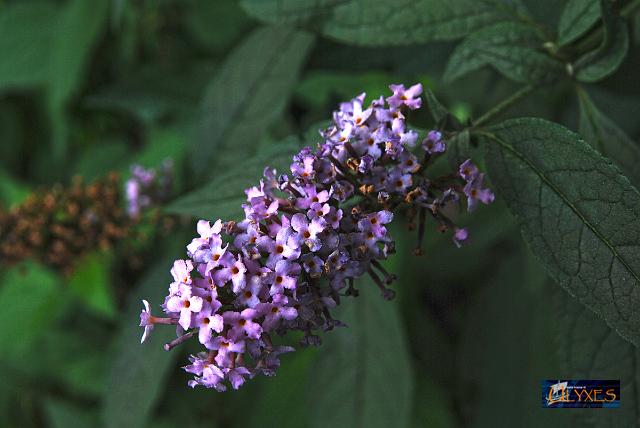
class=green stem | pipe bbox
[472,85,535,127]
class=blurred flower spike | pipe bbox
[140,84,494,390]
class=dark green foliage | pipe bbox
[578,87,640,185]
[557,0,601,46]
[574,0,629,82]
[444,22,563,84]
[168,138,301,220]
[193,27,314,180]
[555,291,640,426]
[0,2,57,90]
[102,257,183,428]
[308,278,413,428]
[242,0,528,46]
[425,89,450,123]
[483,118,640,346]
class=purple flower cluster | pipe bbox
[140,84,495,391]
[125,159,173,218]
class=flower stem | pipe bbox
[472,85,535,127]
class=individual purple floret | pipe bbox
[459,159,479,182]
[140,84,494,391]
[387,83,423,110]
[453,228,469,248]
[125,159,174,218]
[422,130,446,154]
[458,159,495,212]
[463,174,495,212]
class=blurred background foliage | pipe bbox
[0,0,639,427]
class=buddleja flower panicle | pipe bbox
[140,83,495,391]
[0,173,128,273]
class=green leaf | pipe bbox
[574,0,629,83]
[411,375,456,428]
[444,22,562,84]
[131,127,188,169]
[425,89,449,123]
[68,252,116,319]
[84,61,217,124]
[102,259,180,428]
[47,0,110,162]
[303,120,331,146]
[0,1,56,91]
[0,262,66,361]
[323,0,528,46]
[482,117,640,346]
[244,0,531,46]
[578,88,640,187]
[241,0,344,25]
[0,169,30,209]
[246,348,318,428]
[557,0,600,46]
[555,290,640,426]
[308,278,413,428]
[193,26,314,180]
[36,327,111,397]
[44,398,99,428]
[458,252,560,427]
[447,130,471,169]
[73,141,130,181]
[167,138,300,220]
[295,71,393,109]
[48,0,109,109]
[184,0,252,54]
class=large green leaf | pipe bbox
[444,22,563,84]
[184,0,252,54]
[574,0,629,83]
[482,118,640,346]
[167,138,300,220]
[295,71,393,109]
[0,170,30,209]
[36,326,111,397]
[48,0,109,110]
[458,252,560,427]
[307,278,413,428]
[0,262,69,363]
[555,290,640,426]
[73,141,130,181]
[578,88,640,186]
[0,1,56,91]
[243,0,529,46]
[323,0,528,46]
[44,399,99,428]
[245,348,318,428]
[0,262,67,362]
[101,259,180,428]
[68,252,116,319]
[84,61,218,124]
[193,26,313,180]
[47,0,109,162]
[240,0,345,25]
[557,0,600,46]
